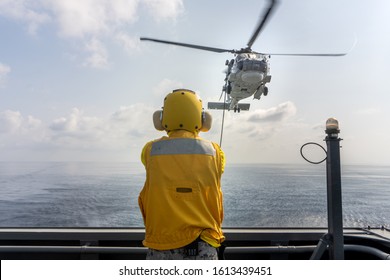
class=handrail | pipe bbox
[0,245,146,254]
[1,244,389,259]
[344,245,390,260]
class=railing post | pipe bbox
[325,118,344,260]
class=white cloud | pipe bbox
[116,32,141,55]
[25,115,43,130]
[109,104,156,139]
[0,110,23,133]
[42,105,155,148]
[0,0,51,34]
[43,0,140,38]
[0,105,161,160]
[143,0,184,22]
[43,0,183,38]
[0,110,43,134]
[50,108,98,132]
[0,63,11,87]
[1,101,388,164]
[206,102,310,164]
[220,101,297,140]
[246,101,297,123]
[82,38,109,69]
[0,110,46,153]
[108,0,140,25]
[47,105,156,151]
[0,101,297,162]
[0,0,184,69]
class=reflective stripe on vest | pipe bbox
[151,138,216,156]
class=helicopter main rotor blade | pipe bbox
[247,0,279,49]
[140,37,235,53]
[266,52,347,56]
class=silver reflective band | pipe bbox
[151,138,216,156]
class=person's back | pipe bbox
[138,89,225,260]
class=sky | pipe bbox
[0,0,390,165]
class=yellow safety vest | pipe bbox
[138,130,225,250]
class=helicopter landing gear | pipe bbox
[263,86,268,96]
[254,85,269,99]
[222,83,232,95]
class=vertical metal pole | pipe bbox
[325,118,344,260]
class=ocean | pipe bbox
[0,162,389,228]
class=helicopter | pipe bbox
[140,0,347,113]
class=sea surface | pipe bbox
[0,162,389,228]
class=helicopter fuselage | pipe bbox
[225,53,271,111]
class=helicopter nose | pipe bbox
[241,71,264,83]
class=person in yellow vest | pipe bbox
[138,88,225,260]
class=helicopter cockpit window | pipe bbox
[242,60,267,72]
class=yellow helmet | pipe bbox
[153,89,212,133]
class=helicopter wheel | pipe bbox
[263,86,268,96]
